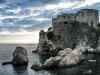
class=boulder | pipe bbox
[87,48,96,53]
[44,56,62,67]
[83,70,93,75]
[12,46,29,65]
[44,48,84,68]
[31,48,84,71]
[31,62,43,71]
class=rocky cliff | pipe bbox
[36,21,99,53]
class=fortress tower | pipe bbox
[52,9,99,28]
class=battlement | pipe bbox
[52,9,99,28]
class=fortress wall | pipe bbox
[57,15,65,22]
[52,9,99,28]
[64,13,76,22]
[76,9,99,28]
[52,13,76,25]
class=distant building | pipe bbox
[52,9,99,28]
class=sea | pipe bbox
[0,44,100,75]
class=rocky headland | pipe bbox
[31,21,100,70]
[35,21,100,54]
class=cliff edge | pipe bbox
[36,21,99,53]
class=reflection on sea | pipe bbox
[13,65,28,75]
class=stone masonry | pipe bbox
[52,9,99,28]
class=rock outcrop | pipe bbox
[82,70,93,75]
[31,62,43,71]
[12,46,29,65]
[36,30,54,53]
[44,48,84,67]
[31,48,84,70]
[36,21,99,53]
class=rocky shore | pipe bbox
[31,48,85,70]
[31,21,100,72]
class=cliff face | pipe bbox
[36,21,99,53]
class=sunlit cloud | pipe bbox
[0,30,39,44]
[31,17,51,21]
[75,0,100,8]
[6,7,22,14]
[0,35,39,44]
[43,2,78,10]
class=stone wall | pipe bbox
[76,9,99,28]
[52,9,99,28]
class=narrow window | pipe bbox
[63,15,65,18]
[91,21,93,27]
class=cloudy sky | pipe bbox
[0,0,100,44]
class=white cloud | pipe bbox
[0,15,24,20]
[19,24,33,28]
[6,7,22,14]
[0,22,15,26]
[0,4,7,8]
[0,7,42,21]
[43,2,78,10]
[75,0,100,8]
[31,17,51,21]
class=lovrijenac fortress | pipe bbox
[52,9,99,28]
[36,9,100,55]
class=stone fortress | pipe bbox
[52,9,99,28]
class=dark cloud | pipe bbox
[0,0,5,3]
[0,0,100,33]
[2,0,60,8]
[16,19,34,25]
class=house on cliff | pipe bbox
[52,9,99,28]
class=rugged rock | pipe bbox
[31,48,84,71]
[36,30,54,53]
[12,46,29,65]
[31,62,43,71]
[36,21,99,53]
[44,48,84,68]
[2,61,12,65]
[96,35,100,54]
[83,70,93,75]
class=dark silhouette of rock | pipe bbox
[2,61,12,65]
[31,62,43,71]
[12,46,29,65]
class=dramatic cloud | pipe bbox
[0,0,100,43]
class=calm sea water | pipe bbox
[0,44,100,75]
